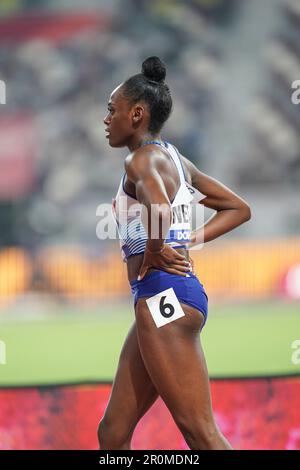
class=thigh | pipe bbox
[102,321,159,431]
[135,299,215,424]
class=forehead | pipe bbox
[109,83,125,106]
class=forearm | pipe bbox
[192,207,251,245]
[141,202,172,252]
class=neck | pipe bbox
[127,133,162,152]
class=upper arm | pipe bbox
[125,150,171,207]
[181,155,251,212]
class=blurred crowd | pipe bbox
[0,0,299,252]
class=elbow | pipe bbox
[241,203,251,222]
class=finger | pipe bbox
[166,258,190,267]
[175,252,186,260]
[167,263,191,272]
[162,267,190,277]
[161,263,189,273]
[167,247,186,260]
[137,264,149,281]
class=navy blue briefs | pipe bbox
[130,270,208,328]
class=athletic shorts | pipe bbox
[130,270,208,327]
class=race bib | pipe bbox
[146,288,186,328]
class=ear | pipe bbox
[132,104,145,124]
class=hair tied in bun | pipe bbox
[141,56,166,83]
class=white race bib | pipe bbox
[146,288,185,328]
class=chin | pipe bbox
[109,141,120,148]
[108,138,126,148]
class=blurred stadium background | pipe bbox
[0,0,300,450]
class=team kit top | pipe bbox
[112,141,206,263]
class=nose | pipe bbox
[103,113,110,126]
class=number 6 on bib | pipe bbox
[146,288,185,328]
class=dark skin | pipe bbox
[98,82,251,450]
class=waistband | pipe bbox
[130,269,198,288]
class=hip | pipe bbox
[129,269,209,326]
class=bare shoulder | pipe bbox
[125,145,156,172]
[125,144,173,183]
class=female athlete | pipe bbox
[98,56,251,450]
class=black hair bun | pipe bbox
[141,56,166,83]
